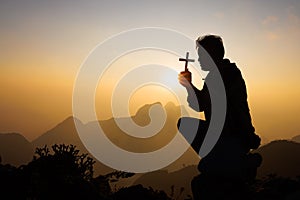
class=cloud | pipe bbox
[261,16,280,41]
[262,16,278,25]
[262,6,300,42]
[287,6,300,28]
[212,12,224,20]
[265,31,280,41]
[284,5,300,38]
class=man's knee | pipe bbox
[191,175,201,199]
[191,175,200,188]
[177,118,182,129]
[177,117,205,131]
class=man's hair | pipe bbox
[196,35,225,61]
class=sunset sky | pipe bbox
[1,0,300,142]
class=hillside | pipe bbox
[255,140,300,178]
[32,116,114,175]
[291,135,300,143]
[15,102,198,175]
[120,140,300,198]
[2,105,300,194]
[0,133,34,166]
[133,165,199,199]
[87,102,186,153]
[32,116,84,148]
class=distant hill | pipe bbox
[31,116,115,175]
[87,102,188,153]
[129,140,300,197]
[27,102,198,175]
[291,135,300,143]
[32,116,84,148]
[0,133,34,166]
[87,102,198,173]
[254,140,300,178]
[2,112,300,200]
[4,103,300,188]
[133,165,199,199]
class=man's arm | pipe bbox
[178,71,209,112]
[186,84,208,112]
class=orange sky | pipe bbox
[1,1,300,142]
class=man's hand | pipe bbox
[178,71,192,88]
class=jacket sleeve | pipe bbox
[186,83,210,112]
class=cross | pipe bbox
[179,52,195,72]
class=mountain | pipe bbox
[2,107,300,198]
[32,116,83,148]
[5,106,300,180]
[129,140,300,198]
[0,133,34,166]
[87,102,187,153]
[254,140,300,178]
[291,135,300,143]
[133,165,199,199]
[32,116,114,175]
[30,102,198,175]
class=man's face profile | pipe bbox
[197,48,214,72]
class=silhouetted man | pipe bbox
[178,35,261,199]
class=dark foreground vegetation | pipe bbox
[0,144,299,200]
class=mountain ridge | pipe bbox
[254,140,300,178]
[291,134,300,143]
[0,132,34,166]
[28,102,196,175]
[1,103,300,181]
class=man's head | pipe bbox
[196,35,225,71]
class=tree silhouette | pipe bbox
[93,170,135,197]
[113,184,171,200]
[20,144,106,199]
[0,144,173,199]
[0,159,26,199]
[33,144,95,181]
[250,174,300,200]
[2,143,300,199]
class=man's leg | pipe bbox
[177,117,208,154]
[191,175,202,200]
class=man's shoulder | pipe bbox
[220,59,242,77]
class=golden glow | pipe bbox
[128,85,180,116]
[94,50,183,120]
[1,1,300,142]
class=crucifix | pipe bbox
[179,52,194,83]
[179,52,195,72]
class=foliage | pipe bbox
[113,184,172,200]
[250,174,300,200]
[33,144,95,181]
[4,143,299,199]
[0,143,172,200]
[21,144,103,199]
[103,170,135,183]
